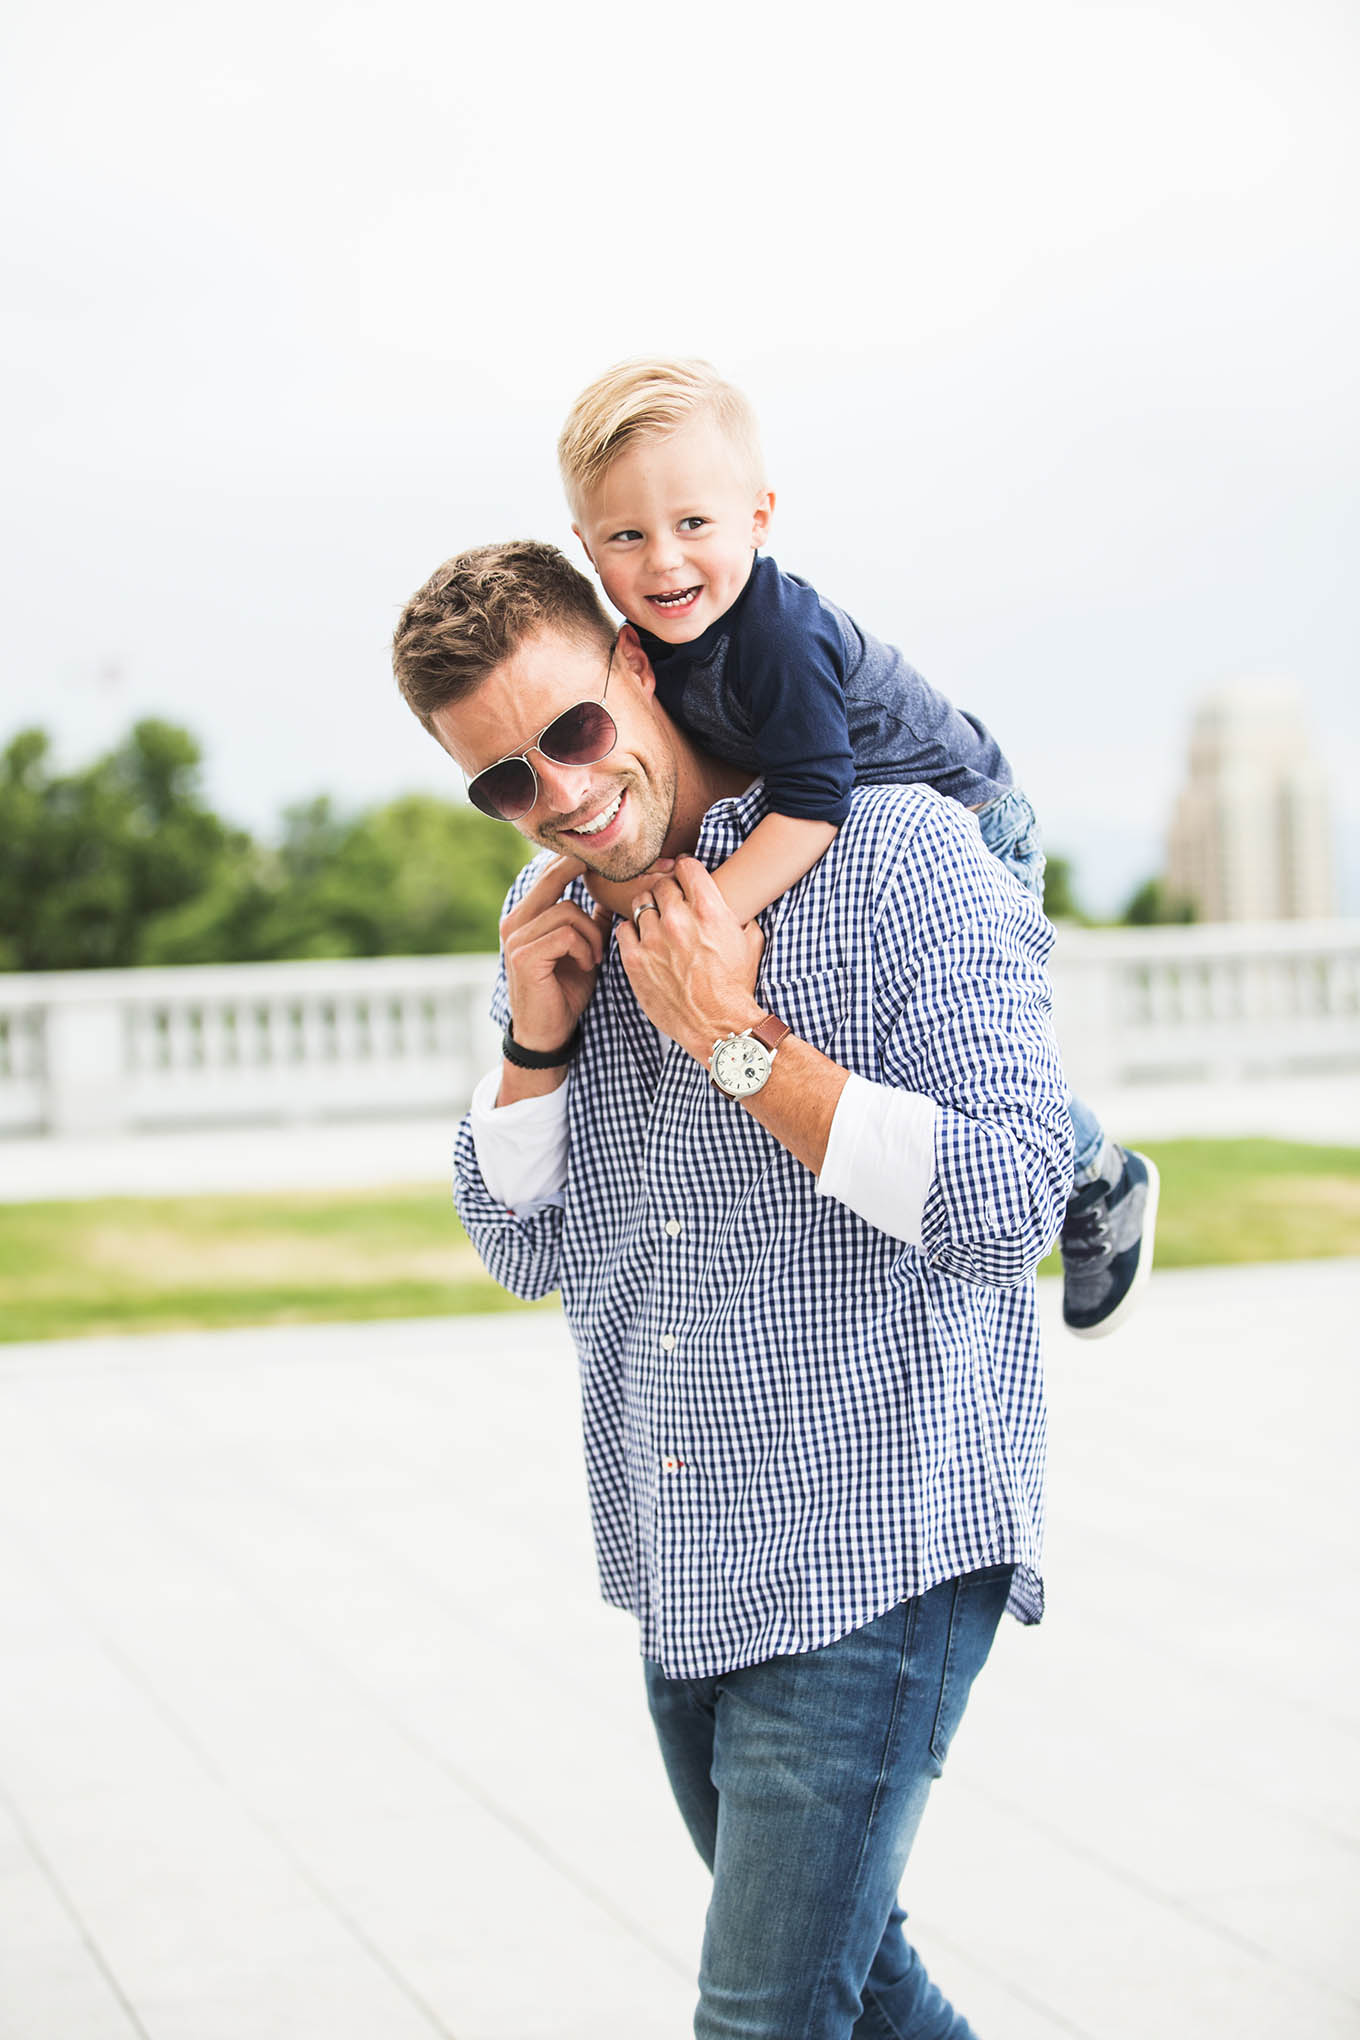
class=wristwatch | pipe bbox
[707,1014,791,1099]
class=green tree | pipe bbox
[0,722,245,970]
[255,794,531,957]
[2,723,532,970]
[331,794,533,955]
[1121,876,1195,926]
[138,790,533,963]
[1041,853,1084,922]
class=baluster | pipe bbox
[333,994,361,1068]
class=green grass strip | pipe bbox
[1,1139,1356,1343]
[1038,1138,1360,1274]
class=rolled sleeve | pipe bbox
[875,801,1073,1285]
[449,852,577,1304]
[468,1066,569,1214]
[452,1110,565,1303]
[816,1072,938,1247]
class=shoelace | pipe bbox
[1061,1181,1113,1264]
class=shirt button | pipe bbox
[659,1333,677,1353]
[664,1219,682,1237]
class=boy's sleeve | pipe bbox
[734,571,855,824]
[872,799,1074,1285]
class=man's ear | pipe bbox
[571,523,597,572]
[614,623,656,698]
[751,488,775,550]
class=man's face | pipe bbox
[431,625,679,880]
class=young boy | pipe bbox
[557,355,1156,1338]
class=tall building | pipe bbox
[1165,681,1335,922]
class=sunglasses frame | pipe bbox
[464,636,619,822]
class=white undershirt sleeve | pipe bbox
[815,1071,938,1248]
[468,1066,570,1214]
[471,1059,934,1241]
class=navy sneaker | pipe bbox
[1060,1146,1160,1338]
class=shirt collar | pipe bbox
[694,778,769,864]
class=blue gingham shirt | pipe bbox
[453,782,1073,1679]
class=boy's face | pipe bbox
[573,414,773,646]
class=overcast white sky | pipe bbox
[3,0,1356,913]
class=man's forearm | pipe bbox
[672,986,850,1178]
[726,1033,851,1176]
[496,1059,568,1107]
[699,1034,937,1254]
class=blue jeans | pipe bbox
[644,1567,1013,2039]
[974,788,1104,1182]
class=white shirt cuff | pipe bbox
[468,1066,570,1214]
[816,1072,938,1248]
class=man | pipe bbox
[392,540,1072,2040]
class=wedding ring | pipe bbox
[632,897,660,924]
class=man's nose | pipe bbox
[531,751,596,814]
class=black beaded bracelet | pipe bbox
[501,1021,580,1070]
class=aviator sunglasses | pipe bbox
[465,637,619,821]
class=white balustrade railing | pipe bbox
[0,956,501,1137]
[1,922,1357,1139]
[1047,920,1360,1097]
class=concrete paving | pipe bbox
[4,1073,1360,1203]
[0,1262,1357,2038]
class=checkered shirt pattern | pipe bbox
[453,781,1073,1679]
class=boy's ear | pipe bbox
[751,488,775,549]
[571,523,597,571]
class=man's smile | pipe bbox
[560,787,626,845]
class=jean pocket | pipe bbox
[928,1565,1014,1769]
[975,789,1047,902]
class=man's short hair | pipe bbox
[557,357,766,518]
[392,540,616,733]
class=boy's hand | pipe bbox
[500,855,612,1054]
[615,856,765,1062]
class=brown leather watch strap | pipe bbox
[750,1013,791,1052]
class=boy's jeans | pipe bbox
[644,1567,1012,2040]
[975,787,1104,1182]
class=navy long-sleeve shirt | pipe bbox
[637,553,1013,827]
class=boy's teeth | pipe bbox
[655,588,696,605]
[574,792,622,836]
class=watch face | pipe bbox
[712,1033,773,1097]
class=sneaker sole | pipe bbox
[1065,1156,1161,1342]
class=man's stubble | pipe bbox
[533,750,679,883]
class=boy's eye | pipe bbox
[678,516,708,532]
[608,528,643,545]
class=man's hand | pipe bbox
[500,855,612,1071]
[583,858,676,925]
[615,855,765,1063]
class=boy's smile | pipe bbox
[646,585,704,622]
[574,413,774,646]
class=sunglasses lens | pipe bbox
[467,692,616,821]
[467,758,536,821]
[540,701,616,767]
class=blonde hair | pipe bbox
[557,356,765,516]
